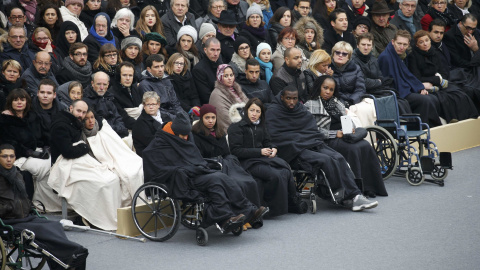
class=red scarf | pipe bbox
[32,36,57,59]
[355,5,366,16]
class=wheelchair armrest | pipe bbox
[31,207,47,219]
[376,119,396,123]
[0,217,14,235]
[400,113,421,117]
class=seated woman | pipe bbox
[58,81,83,108]
[228,98,307,216]
[268,7,293,50]
[305,75,388,197]
[143,111,268,233]
[239,3,269,55]
[407,30,479,122]
[35,4,63,42]
[0,60,22,111]
[293,16,324,59]
[120,36,144,82]
[175,25,200,70]
[110,8,138,45]
[132,91,172,157]
[246,0,274,29]
[271,27,308,72]
[0,89,60,212]
[192,104,261,210]
[135,6,165,39]
[303,49,333,98]
[141,32,168,67]
[54,21,81,61]
[165,53,200,113]
[229,37,253,77]
[209,64,249,134]
[195,0,225,29]
[93,43,122,80]
[421,0,456,31]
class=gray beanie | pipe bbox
[198,23,216,41]
[247,3,263,20]
[177,25,198,43]
[171,112,191,135]
[121,36,142,51]
[256,42,272,58]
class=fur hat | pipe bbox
[200,104,217,118]
[256,42,272,57]
[229,103,246,124]
[293,16,324,49]
[65,0,84,9]
[121,36,142,51]
[198,23,216,41]
[171,112,191,135]
[177,25,198,43]
[247,3,263,19]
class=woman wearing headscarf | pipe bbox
[54,21,81,61]
[83,12,120,64]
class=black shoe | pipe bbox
[249,206,269,229]
[364,190,376,198]
[221,214,245,234]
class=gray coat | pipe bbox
[161,9,198,48]
[389,10,422,37]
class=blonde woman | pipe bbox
[303,49,333,97]
[165,53,200,112]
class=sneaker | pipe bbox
[352,195,378,212]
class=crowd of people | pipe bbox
[1,0,480,262]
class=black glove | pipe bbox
[30,150,50,160]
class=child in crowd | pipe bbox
[255,42,273,84]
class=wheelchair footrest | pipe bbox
[420,156,435,173]
[440,152,453,169]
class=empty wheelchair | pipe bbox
[131,181,242,246]
[364,91,452,186]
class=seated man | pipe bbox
[0,144,88,270]
[56,42,93,88]
[19,51,59,97]
[0,25,35,72]
[143,112,268,232]
[270,47,308,102]
[265,87,379,211]
[237,59,274,104]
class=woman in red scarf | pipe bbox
[28,27,62,74]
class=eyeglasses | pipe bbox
[0,154,15,159]
[211,5,224,9]
[104,53,118,58]
[283,37,296,41]
[145,103,159,107]
[462,22,475,31]
[432,1,446,5]
[174,62,185,66]
[401,3,416,9]
[74,52,88,57]
[238,46,250,51]
[357,24,368,30]
[9,35,25,40]
[334,51,349,57]
[9,15,24,20]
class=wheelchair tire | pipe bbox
[1,236,5,270]
[406,167,425,186]
[365,126,398,180]
[232,226,243,236]
[131,182,181,242]
[25,254,47,270]
[431,162,448,181]
[196,228,208,246]
[311,200,317,214]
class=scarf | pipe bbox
[397,10,416,36]
[354,48,371,63]
[332,59,350,72]
[231,53,247,73]
[0,165,27,199]
[255,56,273,83]
[455,4,470,15]
[95,63,117,79]
[183,50,199,68]
[242,24,267,38]
[427,6,456,26]
[327,6,335,15]
[152,110,163,124]
[81,120,99,158]
[62,56,93,84]
[89,12,116,46]
[355,4,366,15]
[19,0,36,23]
[252,119,261,125]
[321,96,343,129]
[32,36,57,59]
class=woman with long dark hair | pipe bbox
[93,43,123,80]
[35,4,63,42]
[175,25,200,70]
[135,5,165,39]
[268,7,293,49]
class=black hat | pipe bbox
[217,10,241,25]
[353,16,371,31]
[171,112,191,135]
[370,0,394,14]
[234,36,251,53]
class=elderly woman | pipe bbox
[229,37,253,77]
[80,0,102,30]
[175,25,200,69]
[293,16,324,59]
[132,91,172,157]
[111,8,139,45]
[59,0,88,40]
[35,4,63,42]
[120,36,144,82]
[28,27,62,74]
[209,64,249,134]
[448,0,472,21]
[0,60,22,111]
[304,75,388,198]
[135,5,165,38]
[271,27,308,72]
[195,0,226,28]
[165,53,201,113]
[141,32,168,67]
[54,21,81,60]
[93,43,122,80]
[421,0,457,31]
[407,30,478,122]
[268,7,293,49]
[304,49,333,98]
[239,3,269,55]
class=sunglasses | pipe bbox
[334,51,348,57]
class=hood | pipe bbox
[293,16,324,49]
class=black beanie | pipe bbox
[234,36,251,53]
[171,112,191,135]
[353,16,371,31]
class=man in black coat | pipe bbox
[161,0,198,50]
[19,52,59,97]
[0,26,35,72]
[443,13,480,69]
[50,100,90,164]
[192,37,223,104]
[270,47,308,102]
[237,59,274,103]
[83,71,129,138]
[216,10,240,63]
[322,9,357,53]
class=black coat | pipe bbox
[168,70,201,112]
[322,27,356,54]
[132,109,171,157]
[407,46,448,87]
[110,72,143,130]
[268,23,284,51]
[83,85,129,137]
[80,9,101,30]
[31,97,66,147]
[0,75,22,111]
[0,112,44,158]
[216,31,237,64]
[330,60,366,105]
[50,111,89,163]
[192,56,223,104]
[237,75,274,103]
[238,25,269,56]
[303,69,317,100]
[227,117,275,160]
[138,0,170,18]
[0,43,35,73]
[351,49,386,93]
[443,24,480,68]
[19,66,59,97]
[189,0,209,18]
[83,34,120,64]
[192,131,230,158]
[270,63,307,102]
[161,10,198,49]
[0,172,31,220]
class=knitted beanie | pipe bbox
[65,0,84,9]
[200,104,217,118]
[256,42,272,57]
[234,36,250,53]
[353,16,371,31]
[171,112,192,135]
[145,32,167,46]
[247,3,263,19]
[121,36,142,51]
[198,23,216,41]
[177,25,198,43]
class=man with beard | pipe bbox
[270,47,308,102]
[265,86,379,211]
[83,13,120,64]
[19,52,59,97]
[56,43,93,88]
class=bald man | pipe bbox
[19,51,59,97]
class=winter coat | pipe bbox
[27,41,63,75]
[195,13,219,29]
[19,66,59,97]
[351,49,386,93]
[370,23,398,56]
[80,9,101,30]
[268,22,285,50]
[448,3,471,22]
[138,0,171,18]
[238,24,269,56]
[270,63,307,102]
[192,56,223,104]
[83,33,120,64]
[132,109,171,157]
[303,68,318,99]
[168,70,201,112]
[390,10,422,36]
[293,16,325,59]
[227,116,275,160]
[237,74,274,103]
[271,43,308,72]
[0,172,31,220]
[217,31,237,64]
[161,9,198,48]
[227,1,249,23]
[0,39,35,73]
[50,110,90,163]
[407,46,449,87]
[0,112,44,158]
[192,131,230,158]
[322,27,356,54]
[209,81,249,134]
[189,0,209,19]
[443,24,480,68]
[110,75,143,130]
[83,85,129,137]
[331,60,366,105]
[31,96,66,146]
[59,6,88,40]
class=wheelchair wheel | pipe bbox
[131,182,181,242]
[196,228,208,246]
[181,203,201,230]
[365,126,398,180]
[25,253,47,270]
[431,162,448,181]
[232,226,243,236]
[406,167,425,186]
[1,236,5,270]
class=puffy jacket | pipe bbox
[331,60,366,105]
[237,74,274,104]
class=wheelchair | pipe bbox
[0,211,70,270]
[131,181,242,246]
[364,91,452,186]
